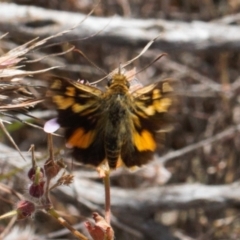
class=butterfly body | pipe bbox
[101,73,135,168]
[48,70,174,169]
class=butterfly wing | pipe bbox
[121,79,175,168]
[132,79,174,122]
[47,77,106,166]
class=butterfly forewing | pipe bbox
[133,80,173,118]
[119,79,175,168]
[47,77,108,166]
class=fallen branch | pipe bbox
[66,175,240,214]
[1,3,240,52]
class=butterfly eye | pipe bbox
[107,79,113,87]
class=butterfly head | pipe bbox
[107,68,130,90]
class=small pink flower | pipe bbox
[44,118,60,133]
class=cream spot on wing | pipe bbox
[51,80,62,89]
[144,105,155,115]
[154,98,172,112]
[72,103,85,113]
[65,86,76,97]
[162,82,173,93]
[152,89,161,99]
[53,96,74,109]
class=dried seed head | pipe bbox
[29,181,45,198]
[28,166,44,181]
[44,158,63,179]
[57,173,74,186]
[16,200,35,220]
[85,212,114,240]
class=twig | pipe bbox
[0,216,17,239]
[69,178,240,212]
[158,123,240,164]
[0,119,26,161]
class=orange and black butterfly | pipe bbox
[45,67,175,169]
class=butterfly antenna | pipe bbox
[118,63,123,74]
[92,35,162,84]
[121,35,160,69]
[26,45,75,63]
[133,53,167,77]
[74,48,107,76]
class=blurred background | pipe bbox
[1,1,240,239]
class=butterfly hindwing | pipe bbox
[70,129,106,167]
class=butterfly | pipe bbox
[46,68,175,169]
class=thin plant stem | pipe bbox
[47,208,88,240]
[48,133,54,160]
[29,144,36,168]
[103,170,111,224]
